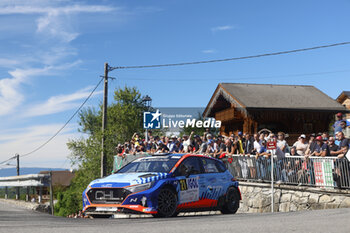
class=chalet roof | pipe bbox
[336,91,350,102]
[39,170,74,187]
[204,83,348,117]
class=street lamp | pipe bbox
[142,95,152,142]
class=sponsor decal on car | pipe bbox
[178,176,199,204]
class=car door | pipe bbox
[174,156,205,209]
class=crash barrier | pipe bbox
[222,155,350,189]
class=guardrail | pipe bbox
[222,155,350,189]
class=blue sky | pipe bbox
[0,0,349,169]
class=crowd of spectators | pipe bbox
[115,113,350,189]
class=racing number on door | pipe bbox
[179,179,188,191]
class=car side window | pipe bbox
[215,160,227,173]
[175,157,202,176]
[200,158,221,173]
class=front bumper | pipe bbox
[83,204,157,215]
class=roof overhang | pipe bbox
[203,84,246,118]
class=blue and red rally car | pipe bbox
[82,154,241,217]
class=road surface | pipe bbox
[0,200,349,233]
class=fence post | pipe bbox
[5,186,8,199]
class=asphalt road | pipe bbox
[1,200,349,233]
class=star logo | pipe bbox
[150,109,161,122]
[143,109,162,129]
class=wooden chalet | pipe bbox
[203,83,348,142]
[336,91,350,119]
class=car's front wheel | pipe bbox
[221,186,240,214]
[153,187,177,218]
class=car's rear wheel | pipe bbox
[221,187,240,214]
[153,187,177,218]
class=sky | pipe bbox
[0,0,349,170]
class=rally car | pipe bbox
[82,153,241,218]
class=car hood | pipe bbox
[88,172,170,188]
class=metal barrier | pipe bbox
[222,155,350,189]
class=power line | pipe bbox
[119,68,350,82]
[0,155,16,166]
[20,77,104,158]
[109,41,350,70]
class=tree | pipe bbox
[55,86,148,216]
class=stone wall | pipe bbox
[237,182,350,213]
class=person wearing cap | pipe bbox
[236,131,244,154]
[168,135,178,152]
[311,136,330,157]
[333,113,344,135]
[293,134,308,156]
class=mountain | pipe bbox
[0,167,68,177]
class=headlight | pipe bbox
[125,182,153,193]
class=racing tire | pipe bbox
[220,187,240,214]
[153,187,177,218]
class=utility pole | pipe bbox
[49,171,54,215]
[16,154,19,200]
[101,62,108,178]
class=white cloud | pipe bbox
[0,123,79,169]
[0,61,82,116]
[202,49,217,54]
[24,86,103,117]
[211,25,235,32]
[0,66,52,116]
[0,58,19,67]
[0,3,116,43]
[0,5,116,15]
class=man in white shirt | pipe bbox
[293,134,308,156]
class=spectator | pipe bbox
[333,131,350,188]
[243,133,254,155]
[277,132,288,153]
[340,120,350,139]
[193,135,202,152]
[334,131,349,159]
[333,112,344,135]
[312,136,330,157]
[321,132,329,141]
[168,136,177,152]
[236,132,244,154]
[305,133,317,156]
[293,134,308,156]
[182,131,194,153]
[328,137,339,155]
[214,136,226,158]
[253,133,261,155]
[255,140,267,180]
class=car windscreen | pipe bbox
[117,156,180,173]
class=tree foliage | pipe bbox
[55,86,148,216]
